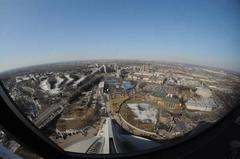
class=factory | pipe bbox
[185,98,217,112]
[186,87,217,111]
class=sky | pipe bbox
[0,0,240,72]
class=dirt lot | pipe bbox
[119,103,156,132]
[109,95,129,114]
[56,103,99,131]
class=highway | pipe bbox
[33,105,64,129]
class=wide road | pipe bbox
[34,105,63,129]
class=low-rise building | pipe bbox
[149,91,181,110]
[195,87,212,98]
[186,98,216,112]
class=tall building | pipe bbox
[116,69,121,78]
[141,64,150,72]
[113,63,118,71]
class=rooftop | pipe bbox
[122,81,133,91]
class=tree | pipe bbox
[163,77,167,85]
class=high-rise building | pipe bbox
[141,64,150,72]
[116,69,121,78]
[113,63,118,71]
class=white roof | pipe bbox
[99,81,105,88]
[186,98,216,108]
[196,87,212,98]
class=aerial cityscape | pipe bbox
[0,60,239,156]
[0,0,239,158]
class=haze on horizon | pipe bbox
[0,0,240,72]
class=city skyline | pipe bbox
[1,0,240,72]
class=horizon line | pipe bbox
[0,58,239,74]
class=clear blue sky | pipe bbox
[0,0,240,72]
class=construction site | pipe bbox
[107,76,217,140]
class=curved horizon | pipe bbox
[0,58,238,74]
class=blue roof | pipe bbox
[122,81,133,91]
[106,79,121,85]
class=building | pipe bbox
[185,86,217,112]
[185,98,216,112]
[141,64,150,72]
[114,63,117,70]
[122,81,134,92]
[149,91,181,110]
[116,69,121,78]
[127,72,163,84]
[195,87,212,98]
[98,81,105,94]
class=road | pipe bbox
[33,105,64,129]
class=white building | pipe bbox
[116,69,121,78]
[98,81,105,94]
[195,87,212,98]
[186,98,217,112]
